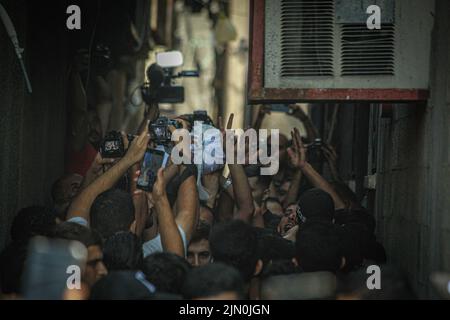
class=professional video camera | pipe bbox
[100,131,135,158]
[141,51,199,104]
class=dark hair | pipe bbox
[330,181,360,210]
[297,188,335,223]
[191,221,211,244]
[51,174,79,204]
[10,206,56,243]
[260,259,299,279]
[53,222,102,248]
[209,220,260,281]
[0,242,28,294]
[295,222,342,273]
[181,262,244,299]
[141,252,191,294]
[90,271,156,300]
[256,230,295,265]
[90,189,135,239]
[103,232,143,271]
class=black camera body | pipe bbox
[150,117,183,145]
[141,63,199,105]
[100,131,135,158]
[193,110,213,125]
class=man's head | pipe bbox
[187,222,211,267]
[10,206,56,243]
[296,188,335,224]
[90,188,135,239]
[51,174,83,221]
[103,231,143,271]
[277,203,298,236]
[209,220,263,282]
[53,222,107,287]
[294,221,344,273]
[182,263,244,300]
[247,174,271,205]
[256,231,296,266]
[142,252,191,295]
[90,271,156,300]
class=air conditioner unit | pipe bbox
[248,0,435,103]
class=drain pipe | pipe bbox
[0,3,32,93]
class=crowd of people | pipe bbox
[0,73,416,299]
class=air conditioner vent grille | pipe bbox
[341,24,395,76]
[280,0,335,77]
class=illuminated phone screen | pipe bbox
[137,149,167,191]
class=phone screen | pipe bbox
[137,149,168,191]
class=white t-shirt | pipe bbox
[66,216,188,257]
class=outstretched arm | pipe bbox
[289,104,319,143]
[289,128,345,210]
[228,163,255,222]
[220,113,255,223]
[66,123,150,223]
[175,173,199,243]
[153,168,184,257]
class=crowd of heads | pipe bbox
[0,103,416,300]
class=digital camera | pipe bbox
[150,117,182,145]
[100,131,135,158]
[193,110,214,126]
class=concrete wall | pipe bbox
[375,0,450,298]
[0,1,68,250]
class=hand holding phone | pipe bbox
[136,148,169,192]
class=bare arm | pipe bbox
[322,144,341,182]
[175,174,199,243]
[289,104,319,143]
[289,128,345,210]
[137,104,159,134]
[220,113,254,222]
[252,206,265,228]
[153,168,184,257]
[216,189,235,223]
[228,163,255,223]
[80,153,116,190]
[66,123,150,223]
[301,163,345,209]
[283,169,302,208]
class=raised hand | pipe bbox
[124,120,150,165]
[322,143,338,163]
[218,113,235,156]
[287,127,307,169]
[152,168,167,202]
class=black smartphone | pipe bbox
[22,236,88,300]
[137,148,169,191]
